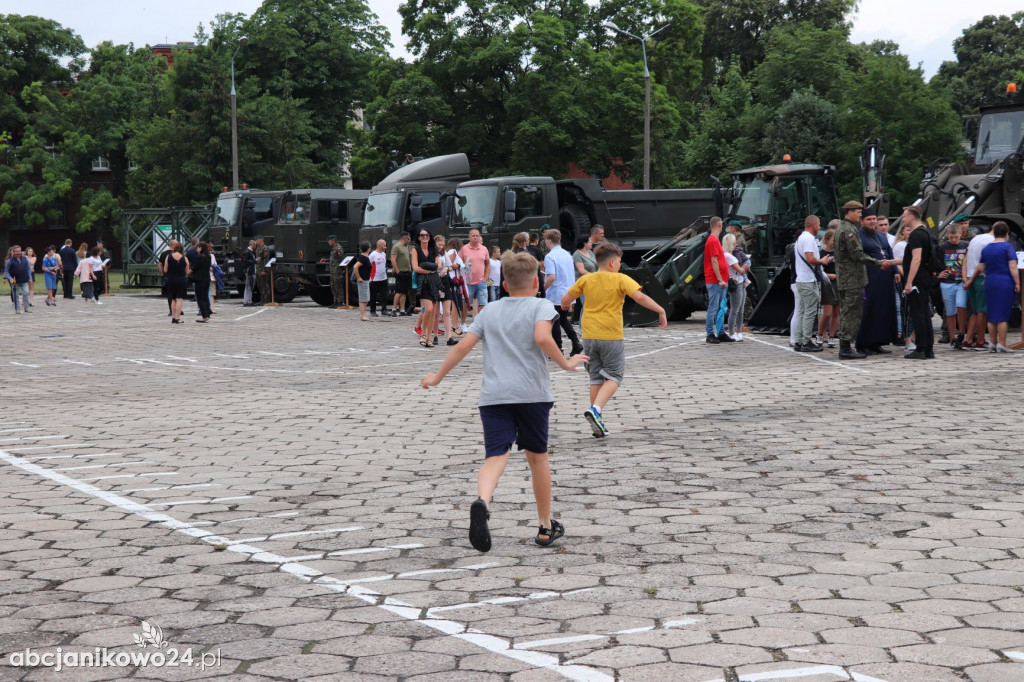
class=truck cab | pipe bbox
[210,189,285,290]
[261,188,368,303]
[449,177,558,248]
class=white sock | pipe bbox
[591,405,601,414]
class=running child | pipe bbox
[561,241,666,437]
[421,251,587,552]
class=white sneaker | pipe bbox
[905,342,917,352]
[734,332,744,342]
[95,300,103,305]
[827,337,836,348]
[460,324,468,333]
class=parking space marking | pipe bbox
[700,666,890,682]
[428,588,594,617]
[27,453,124,461]
[0,447,612,681]
[226,526,363,544]
[521,617,701,652]
[221,511,300,524]
[745,335,871,374]
[148,495,253,507]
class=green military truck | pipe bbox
[210,188,286,292]
[447,175,715,261]
[261,188,369,304]
[624,163,839,326]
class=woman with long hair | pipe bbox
[722,233,750,341]
[42,246,59,306]
[411,228,442,347]
[164,243,190,323]
[25,246,37,307]
[76,243,89,298]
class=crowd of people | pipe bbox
[3,239,111,312]
[705,202,1022,358]
[156,237,226,323]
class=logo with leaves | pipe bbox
[133,621,169,649]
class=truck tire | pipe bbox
[273,277,300,303]
[308,285,334,307]
[559,204,591,247]
[669,302,692,322]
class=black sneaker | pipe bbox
[446,337,459,346]
[954,333,965,349]
[717,332,735,342]
[390,310,398,317]
[706,334,721,344]
[370,312,378,318]
[469,499,491,552]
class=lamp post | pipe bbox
[603,21,671,190]
[230,35,249,191]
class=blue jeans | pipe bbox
[466,282,488,307]
[706,284,727,336]
[11,282,29,311]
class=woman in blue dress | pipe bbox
[42,245,60,307]
[978,221,1020,352]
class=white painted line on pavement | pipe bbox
[746,335,871,374]
[428,589,595,617]
[54,461,154,471]
[165,355,196,362]
[148,496,253,507]
[0,447,613,682]
[122,483,219,493]
[214,353,250,359]
[324,562,503,587]
[521,617,701,651]
[327,543,424,557]
[27,453,124,461]
[227,526,363,545]
[257,351,293,357]
[63,360,92,366]
[10,362,40,368]
[699,664,890,682]
[516,634,606,649]
[221,511,299,524]
[1006,651,1024,661]
[234,308,267,321]
[0,428,35,434]
[81,472,180,482]
[0,435,67,443]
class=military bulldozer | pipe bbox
[623,163,839,327]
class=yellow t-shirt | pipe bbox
[567,271,641,340]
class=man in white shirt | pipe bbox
[794,215,830,352]
[962,217,995,348]
[543,229,583,356]
[368,239,389,317]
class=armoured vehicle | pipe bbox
[210,188,286,291]
[262,189,369,304]
[624,163,839,326]
[359,153,471,246]
[447,176,715,261]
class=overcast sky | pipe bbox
[7,0,1022,80]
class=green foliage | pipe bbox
[763,90,841,165]
[932,13,1024,117]
[751,22,856,107]
[681,64,757,186]
[837,44,962,206]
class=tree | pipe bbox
[681,63,758,186]
[695,0,856,85]
[837,43,961,206]
[750,22,857,107]
[763,90,841,165]
[932,13,1024,117]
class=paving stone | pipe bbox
[963,663,1024,682]
[353,652,456,676]
[848,662,964,682]
[669,643,774,666]
[248,653,353,678]
[718,626,819,648]
[783,643,890,665]
[618,662,721,681]
[820,626,924,647]
[892,643,1000,666]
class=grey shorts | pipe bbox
[583,339,625,385]
[357,280,370,303]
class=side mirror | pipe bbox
[409,193,423,207]
[503,211,516,223]
[503,189,516,213]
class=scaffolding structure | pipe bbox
[121,206,213,287]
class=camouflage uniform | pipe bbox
[834,218,881,342]
[328,242,345,307]
[254,242,271,303]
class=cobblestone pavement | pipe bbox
[1,295,1023,682]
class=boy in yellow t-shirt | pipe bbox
[561,242,667,437]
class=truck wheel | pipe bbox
[669,302,692,322]
[559,204,591,246]
[308,286,334,307]
[273,277,300,303]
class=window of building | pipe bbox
[93,156,111,171]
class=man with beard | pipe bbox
[855,205,898,355]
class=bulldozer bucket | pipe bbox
[622,265,674,327]
[746,266,794,334]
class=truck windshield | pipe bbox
[975,109,1024,165]
[729,177,771,225]
[453,186,497,227]
[363,192,403,228]
[214,196,241,227]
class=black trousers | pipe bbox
[551,305,581,352]
[907,289,933,355]
[94,270,105,297]
[62,271,75,297]
[369,280,388,313]
[194,279,212,319]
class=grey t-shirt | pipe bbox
[468,296,559,407]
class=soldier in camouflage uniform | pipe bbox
[254,235,271,305]
[95,239,111,296]
[834,200,894,359]
[327,235,345,308]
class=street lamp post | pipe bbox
[603,21,671,190]
[230,36,249,191]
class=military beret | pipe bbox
[727,220,743,227]
[327,234,337,239]
[96,239,105,245]
[255,234,263,239]
[952,213,971,223]
[842,200,864,210]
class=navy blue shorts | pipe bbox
[479,402,553,458]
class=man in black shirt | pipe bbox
[58,239,77,299]
[901,206,936,359]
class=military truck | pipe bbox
[261,188,369,304]
[447,176,715,262]
[359,153,471,245]
[210,188,286,292]
[624,163,839,326]
[892,101,1024,241]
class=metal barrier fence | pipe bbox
[121,207,213,287]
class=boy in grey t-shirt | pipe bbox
[422,251,587,552]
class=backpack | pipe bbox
[928,233,945,274]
